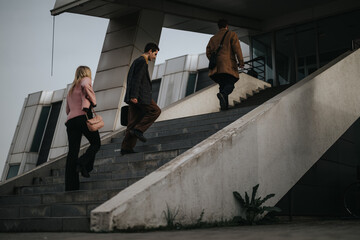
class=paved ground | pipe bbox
[1,219,360,240]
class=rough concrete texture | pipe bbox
[1,220,360,240]
[91,49,360,232]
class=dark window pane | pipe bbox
[30,106,51,152]
[152,79,161,103]
[6,164,20,180]
[185,73,197,96]
[36,102,62,166]
[196,70,213,92]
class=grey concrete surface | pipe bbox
[1,220,360,240]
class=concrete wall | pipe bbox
[157,73,270,121]
[91,49,360,231]
[276,117,360,217]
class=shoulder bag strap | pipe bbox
[215,30,229,55]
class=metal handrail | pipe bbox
[239,56,266,81]
[352,39,360,50]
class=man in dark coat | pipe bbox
[121,43,161,155]
[206,19,244,110]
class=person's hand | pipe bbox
[238,62,244,68]
[130,98,138,104]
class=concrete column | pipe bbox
[93,10,164,133]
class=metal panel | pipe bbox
[52,89,66,103]
[12,106,38,153]
[102,26,137,52]
[39,91,53,105]
[152,65,159,79]
[94,87,124,111]
[94,66,129,91]
[184,55,199,72]
[165,56,186,75]
[197,53,209,70]
[159,72,186,107]
[157,63,166,78]
[9,153,23,164]
[97,45,134,71]
[26,92,41,107]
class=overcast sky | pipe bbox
[0,0,215,177]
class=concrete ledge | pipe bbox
[157,73,270,121]
[91,50,360,231]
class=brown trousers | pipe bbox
[121,99,161,150]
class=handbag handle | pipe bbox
[85,108,97,120]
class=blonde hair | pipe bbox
[69,66,92,94]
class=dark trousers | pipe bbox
[211,73,238,96]
[65,115,101,191]
[121,99,161,150]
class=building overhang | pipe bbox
[51,0,360,37]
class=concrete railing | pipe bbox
[157,73,270,121]
[91,49,360,231]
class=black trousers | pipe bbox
[65,114,101,191]
[211,73,238,96]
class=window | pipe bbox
[6,164,20,180]
[185,73,197,96]
[152,79,161,103]
[30,106,51,152]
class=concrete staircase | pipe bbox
[0,103,260,232]
[90,50,360,231]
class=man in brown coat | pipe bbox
[206,19,244,110]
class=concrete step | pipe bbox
[0,104,262,232]
[0,217,90,232]
[14,155,176,195]
[41,156,176,186]
[110,105,257,140]
[98,135,212,159]
[0,189,119,206]
[0,201,100,219]
[0,188,121,231]
[110,127,220,147]
[48,149,187,179]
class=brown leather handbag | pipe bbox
[86,109,104,131]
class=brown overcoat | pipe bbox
[206,28,244,79]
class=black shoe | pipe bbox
[217,93,228,110]
[129,129,147,142]
[120,149,137,155]
[76,165,90,178]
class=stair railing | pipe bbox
[239,56,266,81]
[352,39,360,50]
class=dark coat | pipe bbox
[124,55,152,105]
[206,28,244,79]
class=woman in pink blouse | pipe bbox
[65,66,101,191]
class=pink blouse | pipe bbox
[66,77,97,121]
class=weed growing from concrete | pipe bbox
[233,184,281,225]
[163,203,180,228]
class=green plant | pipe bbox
[233,184,281,225]
[196,209,205,226]
[163,203,180,228]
